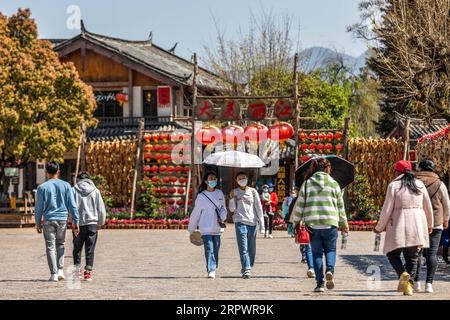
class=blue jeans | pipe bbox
[300,244,314,269]
[202,235,221,273]
[287,224,293,236]
[235,222,257,273]
[310,227,338,285]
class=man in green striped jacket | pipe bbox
[292,158,349,293]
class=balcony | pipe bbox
[94,116,175,128]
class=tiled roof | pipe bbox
[395,113,448,140]
[53,26,225,91]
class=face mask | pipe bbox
[237,179,248,187]
[263,189,269,193]
[207,180,217,188]
[269,188,274,192]
[291,193,297,198]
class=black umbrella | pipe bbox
[295,155,355,189]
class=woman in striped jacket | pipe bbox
[292,157,349,293]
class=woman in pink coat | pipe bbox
[374,160,433,296]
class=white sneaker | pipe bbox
[325,271,335,290]
[425,283,434,293]
[268,234,273,239]
[307,268,315,278]
[413,281,422,292]
[49,274,59,282]
[207,271,216,279]
[57,269,65,280]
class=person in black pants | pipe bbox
[72,172,107,281]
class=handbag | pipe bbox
[201,192,227,229]
[295,181,310,244]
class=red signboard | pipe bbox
[157,86,172,117]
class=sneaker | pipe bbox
[242,270,251,279]
[57,269,65,280]
[425,283,434,293]
[398,272,410,292]
[208,271,216,279]
[314,284,325,293]
[268,234,273,239]
[403,281,414,296]
[413,281,422,292]
[84,271,92,282]
[48,274,59,282]
[325,271,335,290]
[307,268,315,279]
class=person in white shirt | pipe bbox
[188,172,227,279]
[229,172,264,279]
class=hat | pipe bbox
[394,160,412,173]
[262,184,269,189]
[190,230,203,246]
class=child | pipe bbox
[72,172,106,281]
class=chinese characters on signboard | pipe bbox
[157,86,172,117]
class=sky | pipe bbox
[1,0,367,61]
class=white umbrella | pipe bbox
[203,150,266,168]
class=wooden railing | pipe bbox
[95,116,174,128]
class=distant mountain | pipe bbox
[300,47,369,75]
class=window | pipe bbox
[143,89,157,118]
[93,91,124,118]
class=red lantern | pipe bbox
[162,176,170,184]
[179,177,187,184]
[160,165,167,173]
[301,144,309,151]
[247,100,267,121]
[170,176,177,183]
[195,125,221,145]
[151,165,159,173]
[301,155,311,163]
[309,143,317,150]
[151,132,159,142]
[144,153,151,161]
[325,143,333,151]
[221,99,241,120]
[178,188,185,194]
[317,143,325,151]
[115,92,128,104]
[160,198,167,205]
[326,133,334,141]
[299,132,308,141]
[244,124,268,144]
[188,199,193,205]
[183,166,190,172]
[162,154,171,162]
[309,132,317,140]
[334,132,343,140]
[160,186,168,194]
[154,187,160,195]
[169,187,177,194]
[168,198,176,205]
[318,133,326,140]
[160,133,169,142]
[196,99,214,121]
[153,153,162,161]
[143,165,151,173]
[177,199,185,206]
[167,166,175,173]
[335,143,344,151]
[274,99,293,120]
[175,166,183,173]
[145,144,153,152]
[222,125,244,145]
[151,176,160,183]
[144,133,151,143]
[268,122,294,142]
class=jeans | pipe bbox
[264,214,274,235]
[202,235,221,273]
[287,224,293,236]
[415,229,442,284]
[43,221,67,275]
[235,222,257,273]
[309,227,338,285]
[73,225,99,271]
[300,244,314,270]
[387,246,420,282]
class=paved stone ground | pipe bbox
[0,226,449,300]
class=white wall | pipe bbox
[122,87,130,117]
[36,160,47,186]
[133,86,143,117]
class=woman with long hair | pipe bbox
[375,160,433,296]
[188,171,227,279]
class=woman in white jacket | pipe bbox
[188,172,227,279]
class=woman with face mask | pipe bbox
[229,172,265,279]
[188,172,227,279]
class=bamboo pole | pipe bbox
[403,117,411,160]
[74,122,86,186]
[343,117,350,160]
[292,53,300,188]
[185,53,198,217]
[130,118,145,219]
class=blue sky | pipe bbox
[1,0,367,60]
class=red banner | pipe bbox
[157,86,172,108]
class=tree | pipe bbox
[0,9,96,193]
[349,0,450,135]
